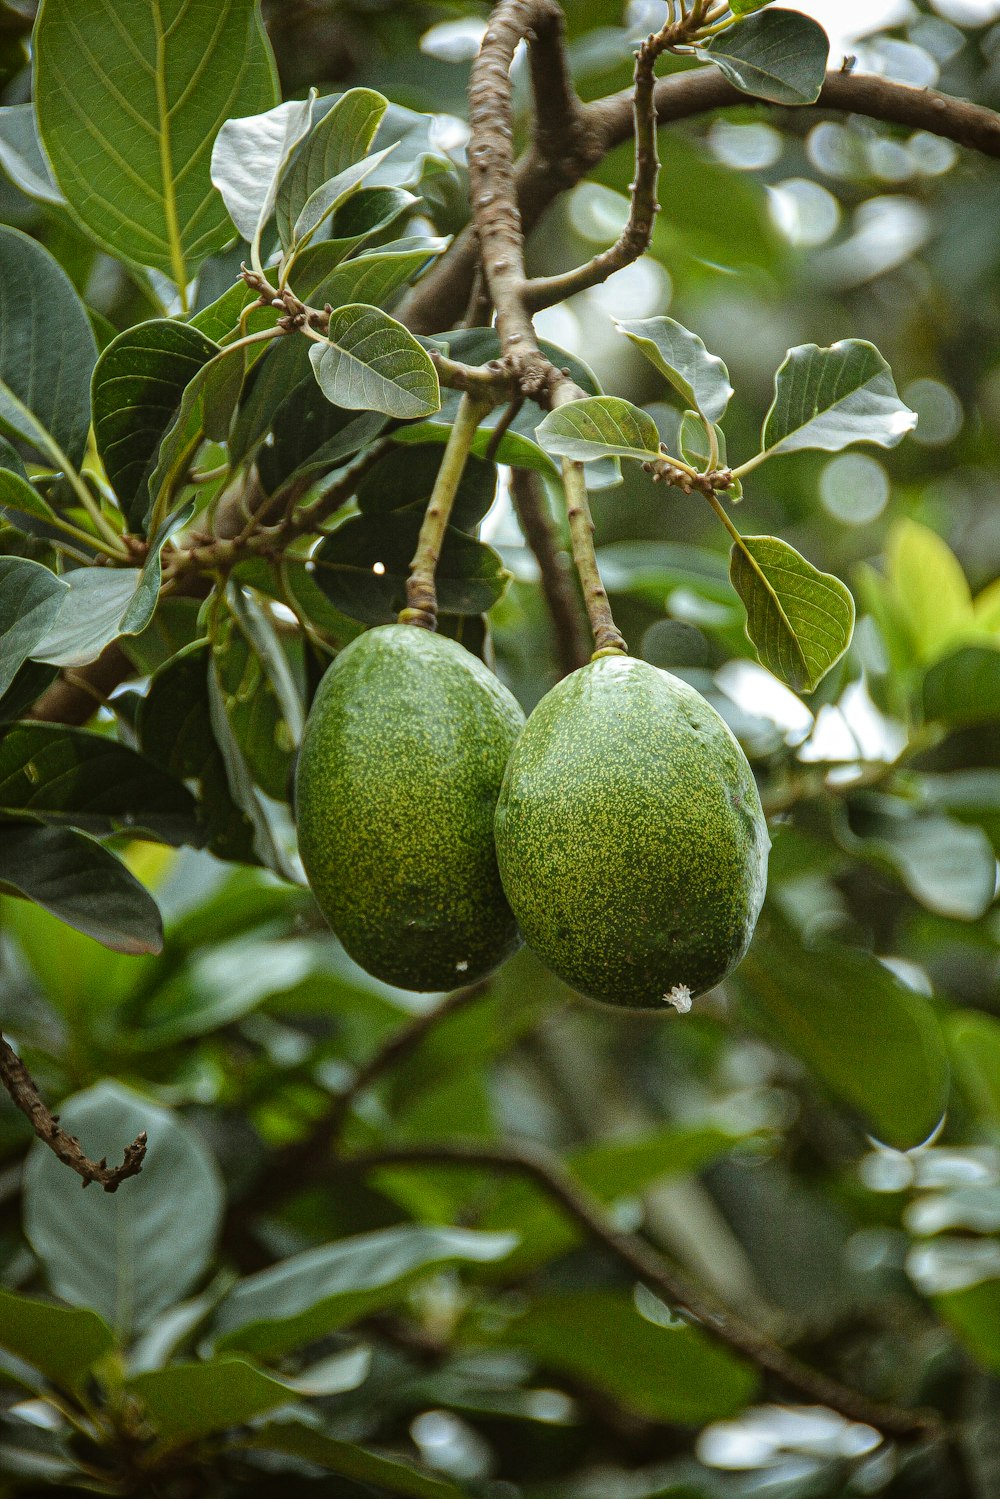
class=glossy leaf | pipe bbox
[214,1225,516,1357]
[308,303,440,419]
[923,645,1000,726]
[275,87,388,249]
[702,8,830,106]
[92,320,218,531]
[127,1359,297,1446]
[616,316,733,423]
[760,340,916,459]
[0,557,67,698]
[0,722,199,844]
[0,227,97,468]
[0,823,163,952]
[35,0,278,284]
[729,533,855,692]
[0,1290,115,1393]
[23,1081,223,1336]
[735,926,949,1150]
[536,396,661,464]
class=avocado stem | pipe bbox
[401,393,492,631]
[560,457,628,660]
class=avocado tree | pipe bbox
[1,0,999,1493]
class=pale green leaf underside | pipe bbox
[308,304,440,419]
[702,8,829,106]
[211,92,316,246]
[762,339,917,458]
[616,316,733,424]
[730,533,855,693]
[535,397,661,464]
[275,87,388,249]
[34,0,278,284]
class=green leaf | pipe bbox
[0,823,163,952]
[0,227,97,469]
[34,0,278,287]
[734,925,949,1150]
[0,557,67,698]
[0,468,62,531]
[535,396,662,464]
[887,518,977,663]
[275,87,388,249]
[312,514,509,625]
[702,8,830,106]
[500,1292,756,1426]
[923,645,1000,726]
[948,1012,1000,1127]
[357,447,496,531]
[731,0,777,12]
[729,534,855,693]
[615,317,733,423]
[132,937,317,1047]
[189,280,257,341]
[211,92,317,248]
[92,320,219,532]
[211,587,302,802]
[288,239,446,315]
[290,145,396,253]
[139,642,257,863]
[127,1358,297,1446]
[23,1081,223,1337]
[0,103,65,205]
[214,1225,516,1357]
[0,1290,115,1393]
[288,186,416,278]
[308,303,440,419]
[237,1423,464,1498]
[0,722,199,844]
[760,339,916,459]
[855,806,997,921]
[678,412,742,497]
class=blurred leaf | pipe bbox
[702,9,829,106]
[35,0,278,283]
[735,925,949,1149]
[214,1225,516,1357]
[0,557,67,698]
[616,317,733,423]
[134,936,319,1047]
[498,1292,757,1425]
[23,1081,223,1337]
[312,513,509,625]
[0,226,97,469]
[0,102,64,205]
[0,1290,115,1393]
[0,822,163,952]
[308,303,440,419]
[729,534,855,693]
[888,519,977,664]
[760,340,916,460]
[127,1358,297,1446]
[947,1012,1000,1126]
[237,1423,464,1497]
[924,646,1000,725]
[92,320,218,531]
[854,805,997,920]
[276,87,387,249]
[935,1280,1000,1376]
[535,396,661,464]
[0,722,199,844]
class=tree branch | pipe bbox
[344,1137,944,1442]
[509,467,589,676]
[0,1035,146,1191]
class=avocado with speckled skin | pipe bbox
[494,655,769,1010]
[295,624,525,991]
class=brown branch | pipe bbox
[509,468,589,676]
[343,1137,944,1442]
[26,642,132,728]
[0,1035,146,1191]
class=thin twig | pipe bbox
[509,468,589,676]
[0,1035,146,1192]
[343,1136,944,1442]
[560,455,626,657]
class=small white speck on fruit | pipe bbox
[664,985,692,1014]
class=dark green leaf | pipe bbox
[190,279,257,341]
[237,1423,464,1498]
[211,587,302,802]
[535,396,662,464]
[616,317,733,423]
[127,1358,297,1446]
[275,87,388,249]
[0,822,163,953]
[729,534,855,693]
[0,467,62,531]
[214,1225,516,1357]
[23,1081,223,1336]
[288,238,445,314]
[0,226,97,469]
[702,8,830,106]
[923,645,1000,726]
[0,722,199,844]
[312,513,509,625]
[0,1289,115,1393]
[35,0,278,283]
[308,303,440,419]
[92,321,219,531]
[760,340,916,459]
[0,557,67,698]
[948,1011,1000,1126]
[357,446,496,531]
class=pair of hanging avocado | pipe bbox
[294,623,770,1010]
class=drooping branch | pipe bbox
[0,1035,146,1191]
[344,1136,944,1442]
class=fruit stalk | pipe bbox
[401,393,492,630]
[560,457,627,658]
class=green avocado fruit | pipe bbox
[494,655,769,1010]
[295,623,525,991]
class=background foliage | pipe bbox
[1,1,1000,1495]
